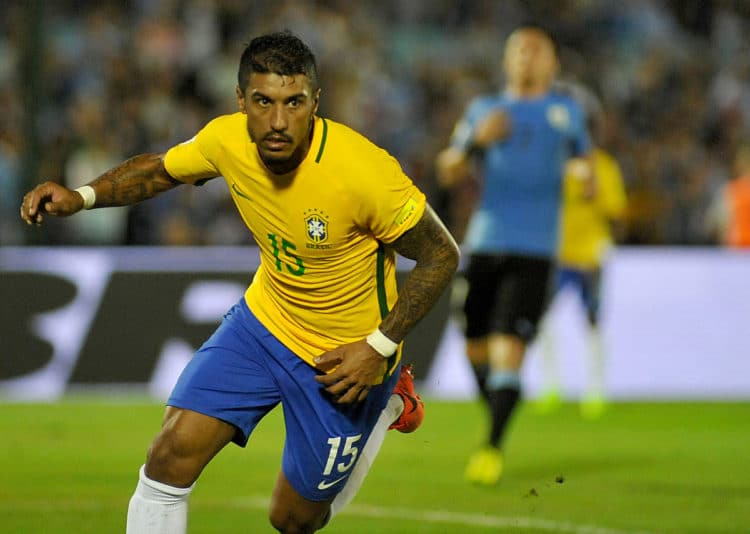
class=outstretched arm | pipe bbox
[315,204,460,403]
[20,153,182,225]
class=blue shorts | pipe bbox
[168,299,398,501]
[556,267,601,324]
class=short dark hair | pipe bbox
[237,31,319,92]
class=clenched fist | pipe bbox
[20,181,85,225]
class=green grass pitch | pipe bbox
[1,399,748,533]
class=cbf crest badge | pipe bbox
[304,208,329,244]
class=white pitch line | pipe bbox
[229,496,653,534]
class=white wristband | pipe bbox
[366,328,399,358]
[74,185,96,210]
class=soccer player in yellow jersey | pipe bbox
[538,82,627,419]
[20,32,459,533]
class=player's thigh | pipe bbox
[494,255,554,342]
[158,406,236,453]
[273,351,399,503]
[463,254,503,339]
[167,299,282,448]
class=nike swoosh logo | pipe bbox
[317,475,347,490]
[232,183,251,200]
[403,392,420,414]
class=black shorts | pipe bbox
[463,253,554,342]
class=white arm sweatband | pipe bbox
[74,185,96,210]
[366,328,399,357]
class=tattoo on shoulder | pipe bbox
[392,208,456,263]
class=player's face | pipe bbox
[503,29,558,89]
[237,72,320,174]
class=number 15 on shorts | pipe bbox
[318,435,361,490]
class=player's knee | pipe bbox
[146,432,171,467]
[144,429,196,487]
[466,338,488,363]
[268,506,328,534]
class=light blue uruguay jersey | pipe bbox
[451,90,590,257]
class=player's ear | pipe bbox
[236,85,246,113]
[312,88,321,115]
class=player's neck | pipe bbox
[506,80,551,99]
[505,85,549,100]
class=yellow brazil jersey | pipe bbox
[558,147,627,269]
[164,113,426,375]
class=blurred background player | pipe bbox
[536,80,628,419]
[706,141,750,248]
[435,24,593,485]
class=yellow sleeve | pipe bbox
[163,120,221,184]
[358,153,426,243]
[596,150,627,220]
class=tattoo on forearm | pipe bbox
[91,154,179,207]
[381,207,459,342]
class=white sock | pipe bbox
[585,326,606,398]
[329,394,404,518]
[126,465,194,534]
[538,317,560,396]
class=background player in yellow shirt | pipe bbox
[537,81,627,419]
[20,31,459,533]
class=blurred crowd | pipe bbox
[2,0,750,246]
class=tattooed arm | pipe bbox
[315,204,460,403]
[85,153,182,207]
[20,153,196,225]
[379,204,460,342]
